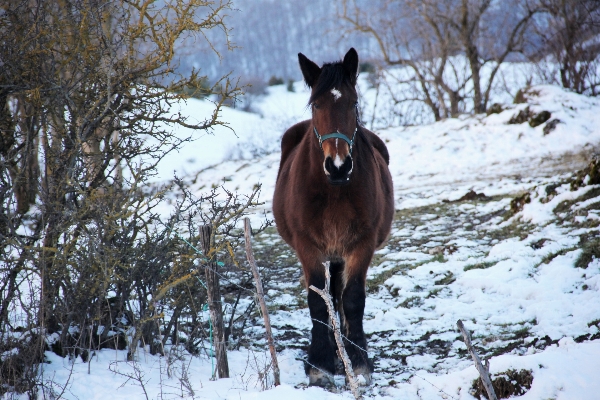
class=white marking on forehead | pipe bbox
[331,88,342,101]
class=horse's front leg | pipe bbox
[298,247,336,386]
[341,245,375,383]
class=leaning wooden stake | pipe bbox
[309,262,362,400]
[200,225,229,379]
[457,319,497,400]
[243,218,281,387]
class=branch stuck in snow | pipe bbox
[457,319,498,400]
[309,262,362,400]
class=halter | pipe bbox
[312,101,361,154]
[313,126,357,154]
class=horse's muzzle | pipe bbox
[324,155,353,185]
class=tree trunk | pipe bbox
[460,0,485,114]
[466,45,484,113]
[200,225,229,379]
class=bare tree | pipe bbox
[445,0,539,113]
[341,0,463,121]
[532,0,600,95]
[340,0,539,119]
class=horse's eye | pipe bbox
[312,103,320,110]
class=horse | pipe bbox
[273,48,394,387]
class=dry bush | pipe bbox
[0,0,248,395]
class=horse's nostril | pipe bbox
[324,157,335,174]
[324,155,353,180]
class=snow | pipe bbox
[520,184,600,224]
[150,98,281,182]
[386,340,600,400]
[25,78,600,399]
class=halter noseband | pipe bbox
[313,126,357,154]
[312,101,361,154]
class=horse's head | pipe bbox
[299,48,359,186]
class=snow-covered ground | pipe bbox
[33,80,600,399]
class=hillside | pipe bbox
[36,84,600,400]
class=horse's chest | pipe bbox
[313,200,358,251]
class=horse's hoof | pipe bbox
[347,366,372,386]
[308,368,335,387]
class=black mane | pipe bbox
[308,61,354,105]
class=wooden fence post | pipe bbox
[243,218,281,386]
[200,225,229,379]
[457,319,497,400]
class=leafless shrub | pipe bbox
[340,0,540,121]
[109,361,151,400]
[234,350,275,391]
[531,0,600,96]
[0,0,247,394]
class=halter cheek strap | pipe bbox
[313,126,357,154]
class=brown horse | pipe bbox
[273,48,394,386]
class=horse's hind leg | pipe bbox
[300,251,336,386]
[342,249,374,383]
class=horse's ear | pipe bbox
[343,48,359,86]
[298,53,321,88]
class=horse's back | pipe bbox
[362,127,390,166]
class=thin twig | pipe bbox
[243,218,280,387]
[457,319,498,400]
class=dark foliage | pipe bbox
[575,238,600,269]
[510,193,531,214]
[486,103,504,115]
[571,157,600,190]
[543,118,561,135]
[470,369,534,399]
[528,111,552,127]
[508,107,534,124]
